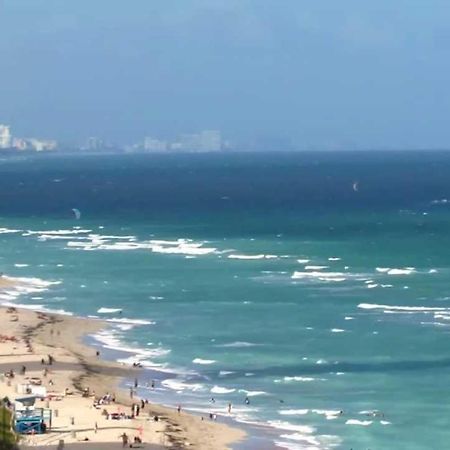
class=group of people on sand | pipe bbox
[120,432,142,448]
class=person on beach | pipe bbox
[21,365,26,375]
[140,399,145,409]
[129,387,134,398]
[177,404,181,414]
[210,397,215,403]
[228,403,232,413]
[134,378,138,388]
[245,396,250,405]
[120,432,129,447]
[151,379,155,389]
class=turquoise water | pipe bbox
[1,152,450,449]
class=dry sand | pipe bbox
[0,302,246,449]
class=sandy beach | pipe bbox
[0,288,246,449]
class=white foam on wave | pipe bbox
[346,419,372,426]
[162,379,205,393]
[192,358,216,365]
[268,420,316,434]
[92,328,169,367]
[344,316,354,320]
[376,267,390,273]
[228,254,269,260]
[238,389,268,397]
[431,198,449,205]
[279,376,318,382]
[331,328,346,333]
[106,317,155,325]
[291,271,346,282]
[66,236,219,256]
[97,307,123,314]
[219,370,235,377]
[305,265,329,270]
[0,227,22,234]
[297,259,310,264]
[217,341,258,348]
[14,264,29,268]
[328,257,341,261]
[312,409,342,420]
[358,303,447,312]
[211,385,236,394]
[279,409,309,416]
[387,268,415,275]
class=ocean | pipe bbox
[1,151,450,449]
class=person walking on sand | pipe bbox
[120,432,129,448]
[177,404,181,414]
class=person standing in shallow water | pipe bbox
[228,403,232,414]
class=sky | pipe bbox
[0,0,450,149]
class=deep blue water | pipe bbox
[1,151,450,449]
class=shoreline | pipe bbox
[0,302,247,449]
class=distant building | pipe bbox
[86,137,104,151]
[143,137,168,152]
[175,130,222,152]
[28,139,57,151]
[12,138,29,150]
[199,130,221,152]
[0,125,12,149]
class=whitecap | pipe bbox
[297,259,310,264]
[218,341,258,348]
[162,379,205,392]
[375,267,390,273]
[328,257,341,261]
[312,409,342,420]
[238,389,268,397]
[387,268,415,275]
[192,358,216,365]
[346,419,372,426]
[291,271,346,282]
[282,376,317,382]
[304,265,329,270]
[331,328,345,333]
[211,385,236,394]
[14,264,29,268]
[219,371,235,377]
[106,318,155,325]
[279,409,309,416]
[97,307,123,314]
[228,254,266,260]
[344,316,354,320]
[358,303,447,312]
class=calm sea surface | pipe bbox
[1,151,450,449]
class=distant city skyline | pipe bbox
[1,1,450,150]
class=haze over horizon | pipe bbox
[0,0,449,149]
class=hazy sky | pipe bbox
[1,0,450,148]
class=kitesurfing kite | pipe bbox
[72,208,81,220]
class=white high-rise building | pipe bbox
[144,137,168,152]
[199,130,221,152]
[0,125,12,149]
